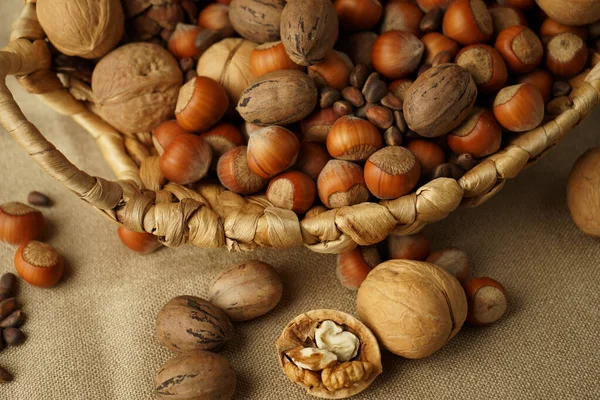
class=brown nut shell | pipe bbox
[155,295,233,353]
[208,260,283,321]
[229,0,285,43]
[280,0,340,66]
[237,70,318,125]
[357,260,468,359]
[567,147,600,236]
[403,64,477,138]
[276,309,382,399]
[155,350,236,400]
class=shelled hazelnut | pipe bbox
[247,126,300,178]
[463,277,508,325]
[337,246,381,290]
[250,41,304,77]
[217,146,268,195]
[308,51,354,90]
[364,146,421,200]
[448,108,502,158]
[545,33,589,78]
[0,203,44,245]
[380,1,424,36]
[117,227,162,254]
[495,26,544,74]
[317,160,370,208]
[387,232,431,261]
[175,77,229,133]
[14,241,64,288]
[266,171,317,214]
[326,116,383,162]
[294,142,331,181]
[334,0,383,31]
[455,44,508,93]
[443,0,493,46]
[493,83,545,132]
[371,31,424,79]
[160,134,212,185]
[406,139,446,177]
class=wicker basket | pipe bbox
[3,1,600,253]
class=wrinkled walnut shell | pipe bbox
[276,309,382,399]
[155,296,233,353]
[357,260,467,359]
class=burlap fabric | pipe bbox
[1,3,600,399]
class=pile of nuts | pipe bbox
[153,260,283,399]
[42,0,600,223]
[0,273,28,383]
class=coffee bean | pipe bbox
[2,328,25,346]
[27,191,51,207]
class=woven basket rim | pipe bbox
[2,1,600,253]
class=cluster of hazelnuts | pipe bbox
[140,0,600,222]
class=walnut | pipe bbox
[276,309,382,399]
[322,361,374,392]
[357,260,468,359]
[91,43,183,134]
[37,0,124,59]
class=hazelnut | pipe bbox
[117,227,162,254]
[229,0,285,43]
[300,108,339,143]
[334,0,383,31]
[371,31,424,79]
[152,120,188,155]
[357,260,468,358]
[217,146,268,195]
[386,232,431,261]
[336,246,381,290]
[14,241,64,288]
[326,116,383,162]
[495,26,544,74]
[317,160,370,208]
[175,76,229,133]
[493,83,545,132]
[420,7,443,33]
[0,202,44,245]
[337,32,378,67]
[406,139,446,177]
[540,18,588,43]
[421,32,460,65]
[198,3,235,38]
[448,108,502,158]
[387,79,413,102]
[455,44,508,93]
[159,133,212,185]
[403,64,477,138]
[442,0,493,45]
[463,277,508,325]
[517,69,554,103]
[266,171,317,214]
[545,33,589,78]
[250,41,304,77]
[567,147,600,236]
[280,0,339,66]
[380,1,424,36]
[276,310,382,398]
[308,51,354,90]
[155,295,233,352]
[364,146,421,199]
[208,260,283,322]
[155,351,236,400]
[199,123,245,170]
[168,24,218,60]
[247,126,300,179]
[295,142,331,180]
[426,248,470,283]
[417,0,454,12]
[488,5,526,34]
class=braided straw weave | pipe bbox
[2,1,600,253]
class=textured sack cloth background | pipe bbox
[1,4,600,399]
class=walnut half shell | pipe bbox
[276,309,382,399]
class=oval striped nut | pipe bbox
[155,296,234,353]
[247,126,300,178]
[455,44,508,93]
[326,116,383,162]
[237,70,318,125]
[493,83,544,132]
[266,171,317,214]
[403,64,477,138]
[364,147,420,200]
[228,0,285,43]
[280,0,339,66]
[154,351,236,400]
[217,146,267,194]
[286,346,338,371]
[463,277,508,325]
[317,160,370,208]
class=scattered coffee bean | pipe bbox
[420,7,442,33]
[349,64,370,89]
[366,105,394,129]
[362,72,387,103]
[0,310,24,329]
[341,86,365,107]
[27,191,51,207]
[319,86,341,108]
[2,328,25,346]
[0,366,12,383]
[384,126,403,146]
[333,100,354,117]
[0,298,17,321]
[380,93,403,111]
[552,81,571,98]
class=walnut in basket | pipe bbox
[276,310,382,399]
[37,0,124,59]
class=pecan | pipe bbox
[322,361,374,391]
